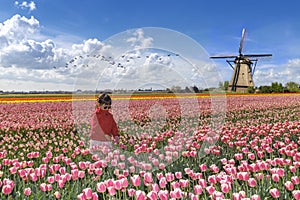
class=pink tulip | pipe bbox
[147,191,158,200]
[79,162,87,170]
[179,179,189,188]
[290,165,296,173]
[199,164,207,172]
[77,193,85,200]
[233,192,242,200]
[150,184,159,193]
[165,172,174,182]
[54,191,61,199]
[194,185,203,195]
[107,186,116,196]
[208,175,217,184]
[82,188,93,199]
[131,175,141,187]
[159,163,165,170]
[269,188,280,198]
[276,168,285,177]
[96,182,106,193]
[251,194,261,200]
[292,176,300,185]
[24,187,31,196]
[198,179,207,188]
[136,190,147,200]
[91,192,98,200]
[121,177,128,188]
[143,172,153,185]
[237,172,249,181]
[48,176,55,183]
[78,170,85,179]
[206,185,215,195]
[248,178,257,187]
[175,171,182,179]
[170,188,182,199]
[29,173,38,182]
[221,183,230,193]
[128,188,136,197]
[248,153,255,160]
[159,177,167,188]
[292,190,300,200]
[284,181,294,191]
[190,193,199,200]
[113,179,122,190]
[58,180,65,188]
[171,181,180,190]
[212,191,224,199]
[40,183,48,192]
[47,184,52,191]
[46,151,53,158]
[158,190,169,200]
[272,174,280,182]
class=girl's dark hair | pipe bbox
[97,93,112,105]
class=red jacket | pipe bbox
[90,108,119,141]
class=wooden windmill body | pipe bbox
[210,29,272,92]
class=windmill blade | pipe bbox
[210,55,237,59]
[239,28,246,55]
[243,54,272,58]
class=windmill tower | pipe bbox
[210,28,272,92]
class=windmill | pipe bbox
[210,28,272,92]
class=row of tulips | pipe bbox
[0,94,299,199]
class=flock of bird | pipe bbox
[53,52,180,70]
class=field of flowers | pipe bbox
[0,93,300,199]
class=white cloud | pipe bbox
[0,14,114,91]
[0,16,223,91]
[15,1,36,12]
[254,59,300,86]
[126,28,153,49]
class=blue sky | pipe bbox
[0,0,300,91]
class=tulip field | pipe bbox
[0,93,300,199]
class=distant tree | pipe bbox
[218,81,229,91]
[218,81,223,89]
[286,81,300,92]
[271,82,284,93]
[247,86,255,93]
[224,81,229,91]
[259,85,272,93]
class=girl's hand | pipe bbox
[104,134,112,141]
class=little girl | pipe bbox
[89,93,119,150]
